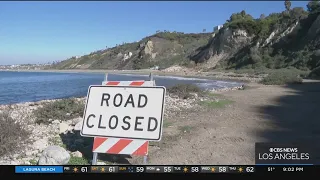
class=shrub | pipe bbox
[309,66,320,78]
[167,84,202,99]
[33,98,84,124]
[260,70,303,85]
[68,156,89,165]
[0,107,30,157]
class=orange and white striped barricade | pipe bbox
[81,73,165,165]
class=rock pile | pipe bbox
[0,94,201,165]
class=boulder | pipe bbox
[52,120,60,124]
[71,151,82,158]
[38,146,70,165]
[59,123,69,134]
[71,117,82,125]
[97,162,106,165]
[33,139,48,152]
[74,121,83,131]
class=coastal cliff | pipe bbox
[48,2,320,78]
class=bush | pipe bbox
[0,107,30,157]
[309,66,320,78]
[34,98,84,124]
[68,156,89,165]
[167,84,202,99]
[260,70,303,85]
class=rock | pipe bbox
[0,161,9,165]
[10,160,19,165]
[71,117,82,125]
[190,93,198,99]
[66,113,71,116]
[24,161,31,165]
[59,123,69,134]
[38,146,70,165]
[52,120,60,124]
[25,151,33,156]
[68,126,74,132]
[33,139,49,152]
[97,162,106,165]
[74,121,83,131]
[32,150,39,155]
[71,151,82,158]
[21,157,32,162]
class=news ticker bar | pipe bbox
[14,165,319,174]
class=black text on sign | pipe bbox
[80,86,166,141]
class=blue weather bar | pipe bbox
[15,166,63,173]
[256,164,313,166]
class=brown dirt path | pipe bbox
[129,81,320,165]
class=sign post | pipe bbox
[81,73,165,165]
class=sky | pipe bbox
[0,1,309,65]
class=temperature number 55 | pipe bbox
[164,167,172,172]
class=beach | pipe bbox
[1,78,319,165]
[1,68,265,83]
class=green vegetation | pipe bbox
[211,1,320,80]
[163,120,173,128]
[0,107,30,157]
[309,66,320,78]
[261,70,303,85]
[50,31,211,70]
[29,159,38,165]
[153,31,211,44]
[33,98,84,124]
[199,99,234,108]
[167,84,203,99]
[68,156,90,165]
[49,136,67,149]
[307,0,320,14]
[49,1,320,79]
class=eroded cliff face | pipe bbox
[262,21,299,47]
[191,14,320,70]
[51,12,320,73]
[191,28,254,68]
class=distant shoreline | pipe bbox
[0,68,176,76]
[0,69,254,83]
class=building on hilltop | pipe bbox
[213,25,223,32]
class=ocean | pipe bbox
[0,71,243,105]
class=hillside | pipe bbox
[49,32,212,70]
[49,1,320,77]
[191,3,320,77]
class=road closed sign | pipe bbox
[81,85,166,141]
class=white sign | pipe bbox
[81,85,166,141]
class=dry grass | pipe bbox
[0,107,31,157]
[33,98,84,124]
[167,84,203,99]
